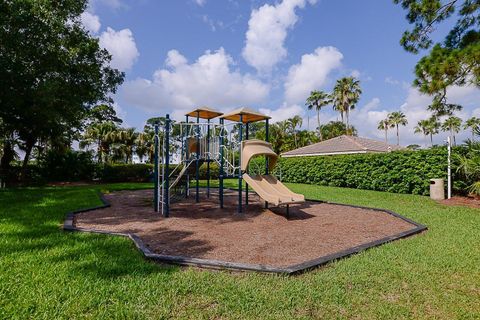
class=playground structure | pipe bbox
[153,106,305,217]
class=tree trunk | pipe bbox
[317,109,322,141]
[396,124,400,145]
[20,138,35,183]
[384,128,388,144]
[430,133,433,146]
[1,141,15,187]
[346,110,350,135]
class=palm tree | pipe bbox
[425,117,440,146]
[464,117,480,140]
[287,115,303,148]
[441,116,462,145]
[80,121,118,163]
[377,118,390,144]
[135,132,149,163]
[332,77,362,134]
[388,111,408,145]
[305,90,331,140]
[414,119,430,147]
[114,128,138,163]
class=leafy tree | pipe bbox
[425,116,441,145]
[414,119,431,147]
[305,90,332,140]
[377,118,391,144]
[319,121,357,140]
[406,144,421,150]
[464,116,480,139]
[88,104,123,125]
[332,77,362,134]
[395,0,480,114]
[80,122,119,163]
[112,128,138,163]
[0,0,124,180]
[455,140,480,195]
[441,116,463,145]
[388,111,408,145]
[135,132,150,163]
[287,116,303,148]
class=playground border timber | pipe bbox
[63,191,427,275]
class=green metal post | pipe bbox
[195,111,200,203]
[164,115,170,217]
[265,118,269,209]
[245,122,249,205]
[219,118,224,208]
[154,122,159,212]
[238,115,243,213]
[207,118,210,198]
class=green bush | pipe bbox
[38,150,95,182]
[275,148,461,195]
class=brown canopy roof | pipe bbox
[220,107,270,123]
[281,135,404,157]
[185,106,223,120]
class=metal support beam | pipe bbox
[265,118,269,209]
[164,115,170,217]
[219,118,224,208]
[245,122,249,205]
[238,115,243,213]
[154,122,159,212]
[207,118,210,198]
[195,111,200,203]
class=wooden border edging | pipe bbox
[63,190,427,275]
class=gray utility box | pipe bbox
[430,179,445,200]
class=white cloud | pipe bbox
[122,48,270,119]
[350,85,480,146]
[99,27,139,71]
[195,0,206,6]
[260,103,304,123]
[80,11,101,33]
[284,46,343,104]
[242,0,317,73]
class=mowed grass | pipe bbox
[1,182,479,319]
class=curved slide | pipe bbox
[241,140,305,206]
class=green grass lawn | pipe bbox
[1,182,479,319]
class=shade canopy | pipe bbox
[185,106,223,120]
[220,107,270,123]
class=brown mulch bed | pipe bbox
[439,196,480,210]
[75,189,417,268]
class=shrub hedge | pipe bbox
[275,148,459,195]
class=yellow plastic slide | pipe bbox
[241,140,305,206]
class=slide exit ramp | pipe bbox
[243,173,304,206]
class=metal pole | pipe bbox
[164,115,170,217]
[265,118,269,209]
[219,118,224,208]
[185,115,189,198]
[447,136,452,199]
[196,111,200,203]
[245,122,249,205]
[154,122,159,212]
[207,118,210,198]
[238,115,243,213]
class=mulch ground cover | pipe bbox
[75,189,417,268]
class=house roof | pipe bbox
[185,106,223,120]
[281,135,404,157]
[220,107,270,123]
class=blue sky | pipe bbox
[83,0,480,146]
